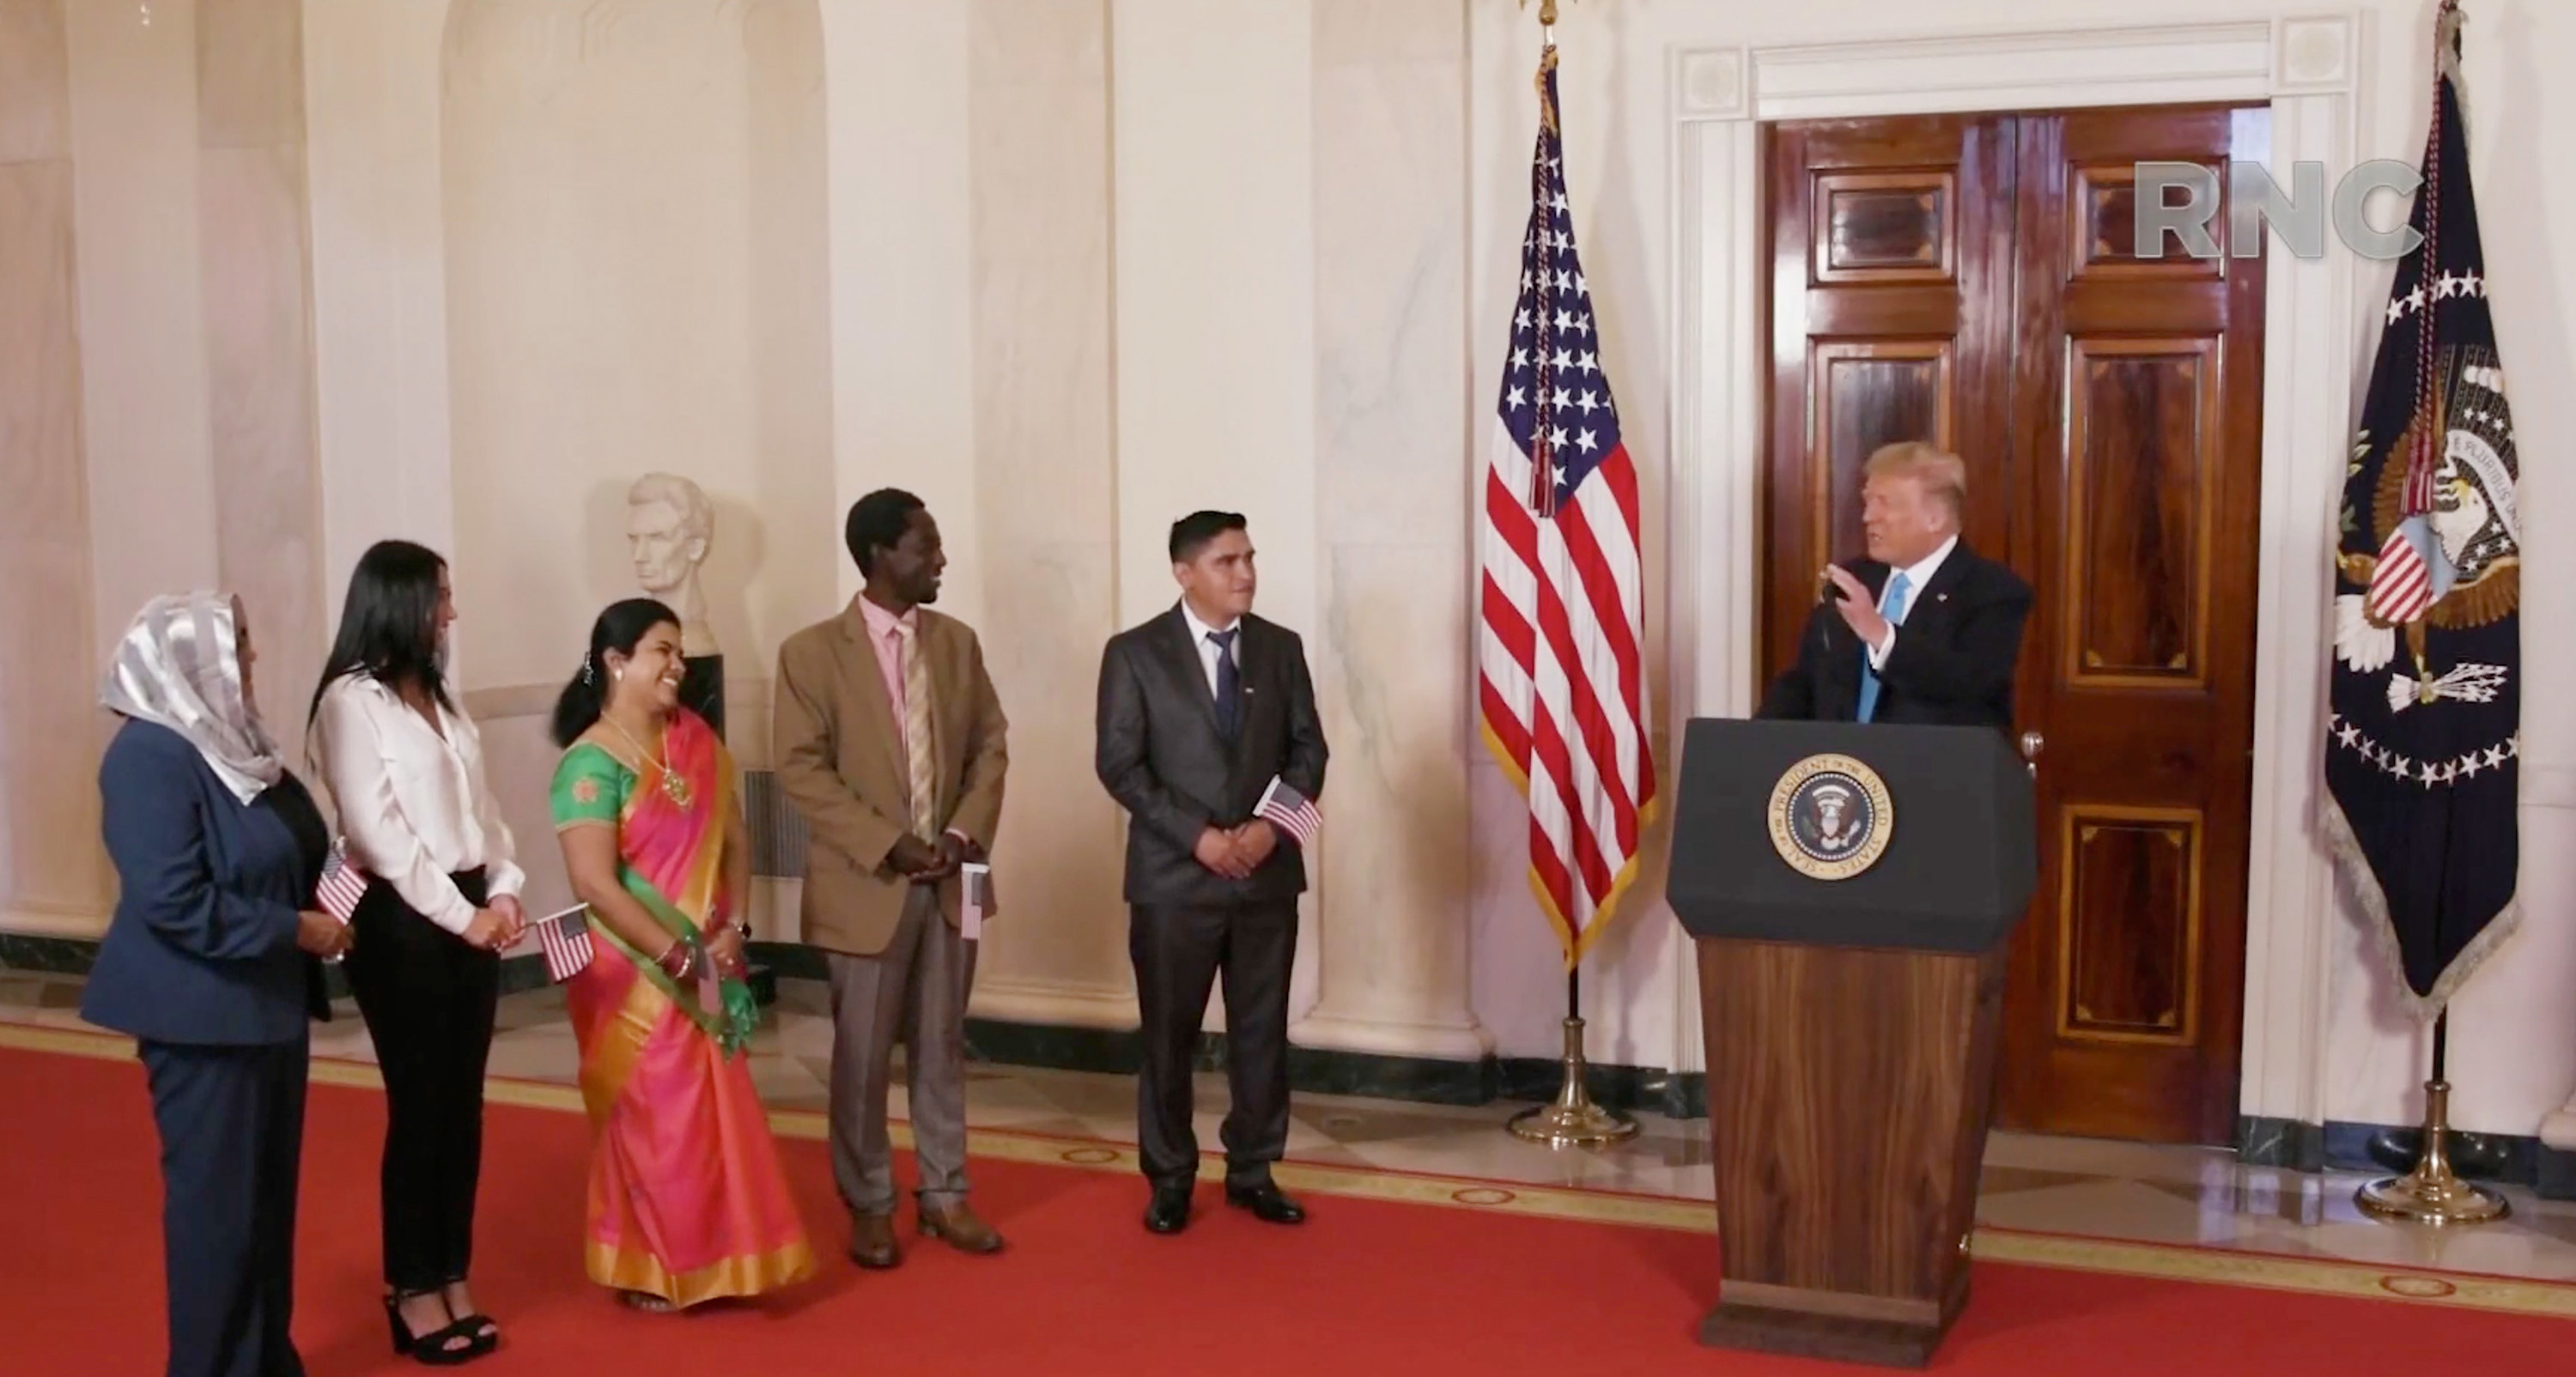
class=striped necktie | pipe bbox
[896,621,938,840]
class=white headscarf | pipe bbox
[100,592,286,804]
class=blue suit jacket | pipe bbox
[82,719,329,1046]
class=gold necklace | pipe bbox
[604,713,693,810]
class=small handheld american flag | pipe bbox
[1255,777,1321,851]
[534,906,594,984]
[313,840,368,962]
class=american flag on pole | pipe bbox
[1477,45,1656,968]
[1255,777,1322,852]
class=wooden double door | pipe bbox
[1760,105,2268,1143]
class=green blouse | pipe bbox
[550,741,632,831]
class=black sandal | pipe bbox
[440,1280,500,1352]
[383,1292,483,1366]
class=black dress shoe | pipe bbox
[1224,1181,1306,1224]
[1144,1184,1194,1234]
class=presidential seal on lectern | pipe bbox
[1767,753,1892,881]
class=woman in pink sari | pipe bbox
[546,598,813,1310]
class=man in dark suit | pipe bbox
[1760,442,2032,730]
[1096,511,1328,1235]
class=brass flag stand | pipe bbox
[1510,971,1639,1147]
[2357,1010,2508,1224]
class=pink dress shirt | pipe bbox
[853,594,968,846]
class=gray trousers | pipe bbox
[826,883,977,1216]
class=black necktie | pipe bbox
[1208,629,1241,743]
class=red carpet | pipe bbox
[3,1044,2566,1375]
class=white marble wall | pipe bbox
[1295,0,1488,1060]
[306,0,459,620]
[0,0,106,931]
[0,0,326,937]
[65,0,222,661]
[200,0,325,761]
[959,0,1131,1028]
[1111,0,1327,1022]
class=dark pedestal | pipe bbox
[681,652,725,738]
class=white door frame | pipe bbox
[1662,15,2369,1134]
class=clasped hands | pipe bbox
[889,830,985,885]
[1193,820,1279,881]
[300,894,529,959]
[460,895,528,952]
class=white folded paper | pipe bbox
[961,862,993,941]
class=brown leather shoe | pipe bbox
[919,1201,1005,1255]
[848,1212,901,1270]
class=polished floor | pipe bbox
[8,969,2576,1317]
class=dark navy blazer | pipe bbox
[82,719,331,1046]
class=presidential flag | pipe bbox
[1476,44,1655,969]
[2324,4,2520,1012]
[1255,777,1321,852]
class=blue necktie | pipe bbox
[1855,571,1912,724]
[1208,629,1242,743]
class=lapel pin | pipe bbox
[1936,593,1949,604]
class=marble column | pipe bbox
[1289,0,1491,1062]
[961,0,1135,1028]
[0,0,110,933]
[304,0,459,605]
[198,0,325,736]
[1110,0,1326,1022]
[66,0,222,660]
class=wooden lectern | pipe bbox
[1666,719,2036,1368]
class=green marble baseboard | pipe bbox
[741,942,1704,1115]
[2236,1113,2539,1186]
[2540,1145,2576,1201]
[1,933,555,1003]
[9,933,1705,1118]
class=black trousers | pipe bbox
[342,868,499,1293]
[1128,899,1297,1188]
[141,1037,309,1377]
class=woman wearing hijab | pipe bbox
[83,592,352,1377]
[309,540,525,1363]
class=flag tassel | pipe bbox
[2354,1009,2510,1224]
[1506,970,1639,1147]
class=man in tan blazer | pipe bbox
[775,488,1009,1267]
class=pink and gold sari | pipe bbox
[550,709,813,1307]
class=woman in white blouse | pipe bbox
[309,540,526,1366]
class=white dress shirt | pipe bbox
[313,674,525,935]
[1180,602,1243,700]
[1868,533,1959,670]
